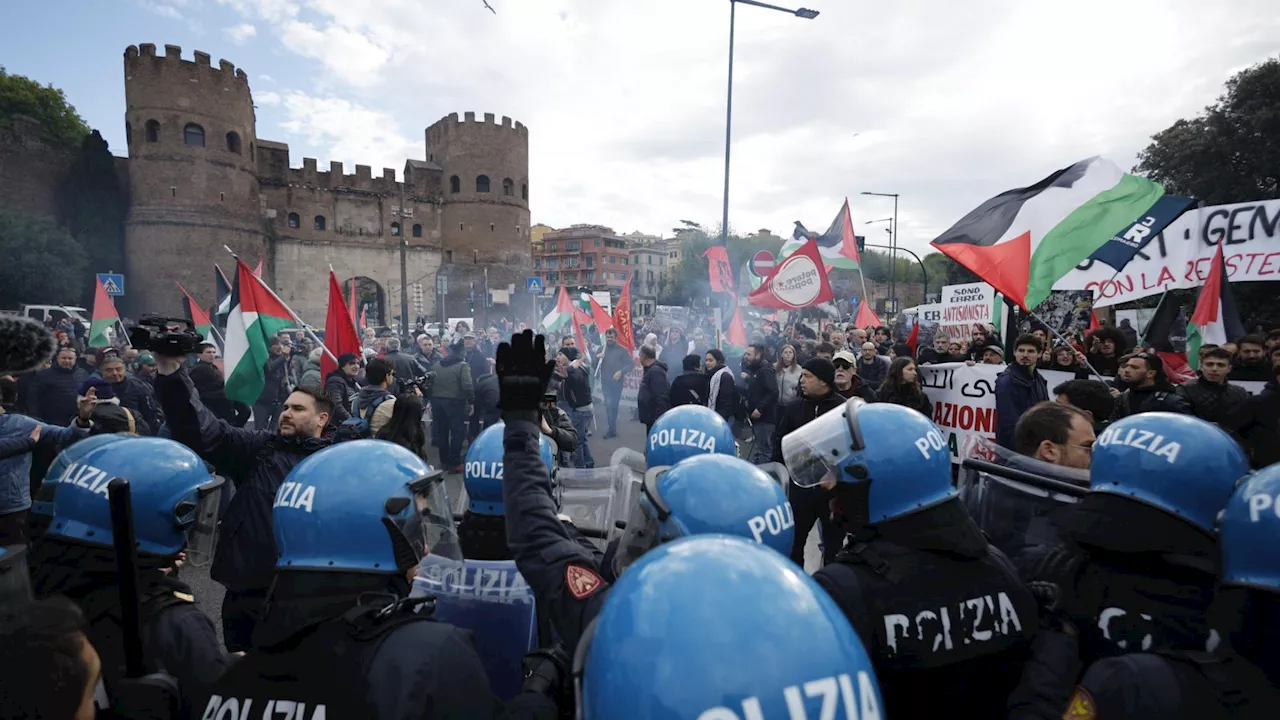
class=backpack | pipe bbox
[335,393,392,442]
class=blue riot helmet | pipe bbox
[1091,412,1248,534]
[44,437,223,562]
[464,422,558,516]
[1218,464,1280,590]
[577,535,883,719]
[274,440,460,574]
[781,398,954,523]
[644,405,735,468]
[613,454,793,574]
[30,433,131,542]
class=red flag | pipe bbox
[359,304,367,331]
[703,245,736,293]
[322,270,363,378]
[1089,311,1101,331]
[349,278,358,322]
[906,317,920,355]
[747,238,834,310]
[252,259,264,278]
[587,295,614,333]
[853,301,880,329]
[725,303,748,349]
[571,308,593,357]
[613,279,635,352]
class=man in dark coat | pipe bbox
[636,345,669,434]
[19,348,85,423]
[1175,346,1248,426]
[1236,361,1280,469]
[994,334,1050,448]
[741,343,779,464]
[669,354,709,408]
[152,353,331,652]
[597,328,633,439]
[99,356,163,434]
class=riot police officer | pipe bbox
[644,404,736,468]
[28,436,230,716]
[198,439,504,719]
[495,331,796,651]
[781,398,1038,718]
[1021,413,1248,670]
[1014,458,1280,718]
[457,422,563,560]
[576,535,884,719]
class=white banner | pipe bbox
[1055,199,1280,307]
[938,283,997,342]
[918,363,1265,464]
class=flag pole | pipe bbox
[1027,308,1107,381]
[223,247,337,366]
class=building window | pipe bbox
[226,131,242,154]
[546,258,558,269]
[534,259,541,269]
[314,215,326,231]
[502,178,514,196]
[609,256,616,264]
[585,255,594,267]
[145,120,160,143]
[476,175,490,193]
[445,250,454,263]
[490,223,495,232]
[450,175,460,193]
[594,239,601,247]
[412,224,422,238]
[522,183,528,200]
[584,271,594,282]
[548,244,557,252]
[184,123,205,147]
[287,212,300,229]
[473,250,478,263]
[391,222,401,237]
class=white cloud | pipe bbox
[218,0,1280,255]
[255,90,282,106]
[139,0,184,20]
[224,23,258,44]
[258,73,275,83]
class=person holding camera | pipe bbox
[150,351,331,653]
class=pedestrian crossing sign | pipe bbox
[97,273,126,297]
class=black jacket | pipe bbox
[474,373,501,428]
[707,367,737,421]
[637,361,670,426]
[881,387,933,418]
[995,364,1049,449]
[541,405,578,453]
[110,375,163,434]
[323,370,358,423]
[669,370,710,408]
[837,375,878,403]
[258,354,289,404]
[743,360,779,424]
[560,365,593,411]
[189,360,243,426]
[155,369,329,592]
[1237,380,1280,469]
[21,365,85,423]
[1174,376,1249,426]
[771,390,845,463]
[1113,384,1192,420]
[1229,361,1273,382]
[383,350,424,392]
[597,343,633,386]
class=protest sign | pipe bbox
[937,283,998,343]
[1054,199,1280,306]
[918,363,1265,464]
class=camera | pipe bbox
[401,370,435,397]
[128,315,204,356]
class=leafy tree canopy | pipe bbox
[0,67,90,148]
[1135,58,1280,204]
[0,210,90,309]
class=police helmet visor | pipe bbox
[180,477,225,567]
[611,467,671,576]
[781,398,867,488]
[401,472,462,563]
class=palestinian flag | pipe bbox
[932,157,1176,311]
[224,259,298,405]
[539,286,575,333]
[1139,290,1194,381]
[176,282,219,354]
[89,276,121,348]
[1185,243,1243,370]
[779,199,862,270]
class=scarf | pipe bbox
[708,366,733,412]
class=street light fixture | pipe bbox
[720,0,819,246]
[861,191,899,309]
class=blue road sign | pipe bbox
[97,273,125,297]
[849,295,859,306]
[526,277,543,294]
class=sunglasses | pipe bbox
[833,360,853,369]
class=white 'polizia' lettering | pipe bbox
[60,462,112,499]
[649,428,717,453]
[696,671,880,720]
[912,429,947,461]
[1095,427,1181,464]
[273,481,316,513]
[201,695,327,720]
[465,461,503,481]
[746,503,795,544]
[883,592,1023,656]
[1247,493,1280,522]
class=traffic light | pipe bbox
[855,235,866,253]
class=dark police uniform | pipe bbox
[812,501,1038,719]
[501,420,610,651]
[199,601,500,719]
[1065,651,1280,720]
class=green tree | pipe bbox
[0,67,90,148]
[1134,58,1280,203]
[0,210,90,309]
[58,130,128,305]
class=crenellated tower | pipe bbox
[122,43,265,315]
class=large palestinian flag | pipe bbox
[89,277,122,348]
[539,286,575,333]
[780,199,862,270]
[1186,243,1244,370]
[223,259,297,405]
[931,157,1181,311]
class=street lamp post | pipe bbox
[720,0,819,245]
[862,191,899,311]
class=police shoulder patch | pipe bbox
[565,564,604,600]
[1063,686,1096,720]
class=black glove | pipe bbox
[1028,580,1077,636]
[497,331,555,421]
[521,645,570,697]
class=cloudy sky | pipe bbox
[7,0,1279,257]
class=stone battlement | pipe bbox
[124,43,250,85]
[425,112,528,146]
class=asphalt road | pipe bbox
[181,406,820,648]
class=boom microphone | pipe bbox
[0,316,57,374]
